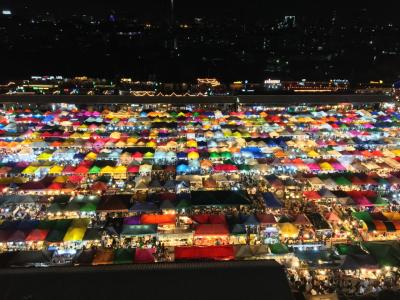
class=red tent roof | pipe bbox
[191,214,210,224]
[213,164,238,172]
[68,175,84,184]
[256,213,276,224]
[132,152,143,158]
[194,224,229,236]
[62,165,76,174]
[47,182,64,190]
[209,214,226,224]
[75,165,89,174]
[127,165,140,173]
[293,214,311,225]
[25,229,49,242]
[303,191,321,200]
[91,181,108,191]
[174,245,234,261]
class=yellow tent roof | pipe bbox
[110,132,121,139]
[100,166,115,174]
[53,176,68,183]
[144,152,154,158]
[391,149,400,156]
[78,124,88,130]
[278,223,299,238]
[48,165,64,174]
[70,132,81,139]
[127,137,138,144]
[115,140,126,147]
[63,226,87,242]
[320,162,334,171]
[233,131,242,137]
[188,151,200,160]
[114,166,127,173]
[146,141,157,148]
[187,140,197,148]
[81,132,91,139]
[307,150,320,158]
[22,165,38,175]
[37,152,52,160]
[85,152,97,160]
[0,177,26,184]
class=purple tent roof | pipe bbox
[123,216,141,225]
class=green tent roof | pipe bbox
[83,228,102,241]
[120,224,157,236]
[269,243,289,255]
[209,152,220,159]
[220,151,232,159]
[352,211,373,223]
[47,202,66,213]
[46,228,67,243]
[373,197,388,206]
[175,199,191,210]
[89,165,101,174]
[64,201,81,212]
[113,248,134,264]
[230,224,246,235]
[238,165,250,171]
[80,202,98,212]
[362,242,400,267]
[335,244,365,256]
[54,219,72,230]
[335,176,352,186]
[38,220,57,230]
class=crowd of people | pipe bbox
[288,268,400,298]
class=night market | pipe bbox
[0,99,400,299]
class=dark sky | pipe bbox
[2,0,399,21]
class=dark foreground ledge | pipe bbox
[0,259,294,300]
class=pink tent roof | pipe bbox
[134,248,156,263]
[213,164,238,172]
[331,162,346,171]
[307,163,321,171]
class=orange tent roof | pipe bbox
[140,214,176,225]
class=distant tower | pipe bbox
[169,0,178,51]
[170,0,174,26]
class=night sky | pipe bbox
[3,0,400,21]
[1,0,400,82]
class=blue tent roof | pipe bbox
[230,223,246,235]
[241,147,261,154]
[176,164,189,173]
[130,201,158,212]
[262,192,283,208]
[243,214,260,225]
[177,152,187,159]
